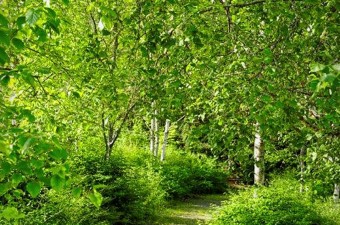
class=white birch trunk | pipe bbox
[254,123,264,186]
[154,110,159,157]
[161,119,170,162]
[150,102,155,154]
[150,117,155,154]
[334,183,339,203]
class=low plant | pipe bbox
[209,175,335,225]
[160,150,228,199]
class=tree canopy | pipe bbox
[0,0,339,224]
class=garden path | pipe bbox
[154,194,228,225]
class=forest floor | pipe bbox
[154,194,229,225]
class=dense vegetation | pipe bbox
[0,0,339,224]
[210,174,340,225]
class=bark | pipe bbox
[102,103,136,160]
[254,123,264,186]
[154,109,159,157]
[161,119,170,162]
[334,183,339,203]
[150,102,155,155]
[150,117,155,154]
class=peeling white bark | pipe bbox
[334,183,339,203]
[150,102,155,154]
[150,117,155,154]
[254,123,264,186]
[161,119,170,162]
[154,110,159,157]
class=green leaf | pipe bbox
[45,8,57,18]
[62,0,70,5]
[311,152,317,161]
[26,181,41,198]
[13,189,24,198]
[22,72,36,87]
[0,75,10,86]
[323,74,336,84]
[332,64,340,72]
[34,26,47,42]
[309,79,319,91]
[11,174,23,186]
[0,161,11,176]
[0,30,10,46]
[88,189,103,209]
[72,187,82,198]
[310,63,325,73]
[16,161,33,175]
[26,9,40,26]
[102,29,111,36]
[30,159,44,169]
[72,91,80,98]
[21,109,36,122]
[21,138,33,154]
[0,207,25,221]
[49,148,68,161]
[16,16,26,29]
[50,175,65,191]
[0,47,9,64]
[0,13,9,27]
[12,38,25,50]
[0,183,10,196]
[263,48,273,64]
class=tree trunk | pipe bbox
[161,119,170,162]
[300,146,306,193]
[334,183,339,203]
[102,103,136,160]
[254,123,264,186]
[150,117,155,154]
[154,109,159,157]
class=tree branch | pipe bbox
[219,0,232,32]
[226,0,265,8]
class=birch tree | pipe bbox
[161,119,170,162]
[254,123,264,186]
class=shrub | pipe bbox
[17,190,117,225]
[72,154,166,225]
[160,150,228,199]
[209,176,329,225]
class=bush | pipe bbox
[1,146,228,224]
[17,190,117,225]
[209,176,331,225]
[72,154,166,225]
[160,150,228,199]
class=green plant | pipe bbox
[209,176,332,225]
[160,149,228,199]
[71,153,166,225]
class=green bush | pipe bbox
[160,150,228,199]
[0,146,227,224]
[72,154,166,225]
[209,176,332,225]
[17,190,117,225]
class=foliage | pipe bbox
[72,153,166,225]
[159,149,228,199]
[209,175,337,225]
[0,0,339,224]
